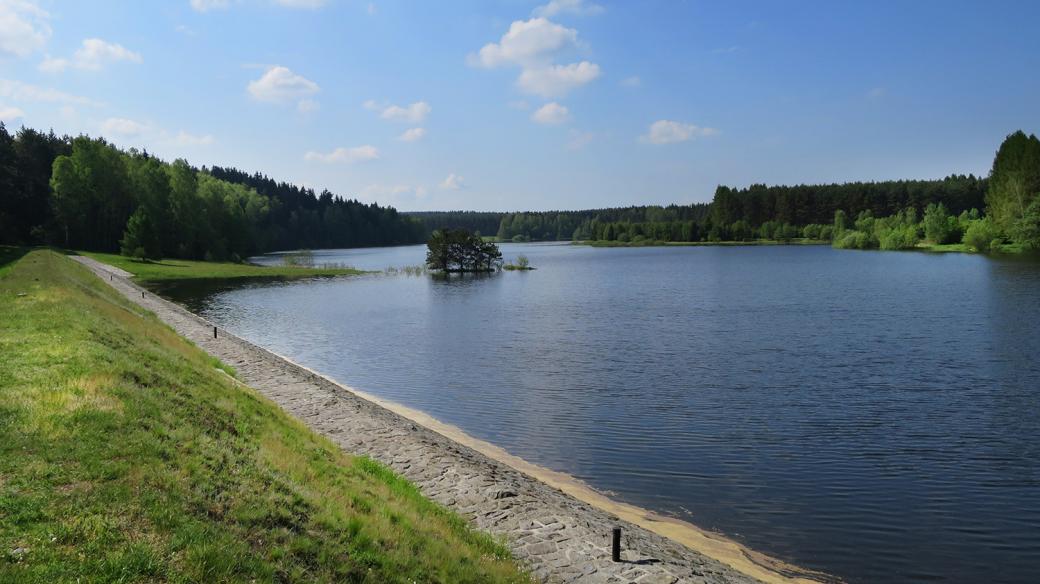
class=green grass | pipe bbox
[915,242,975,253]
[0,250,528,583]
[0,246,28,278]
[79,251,365,283]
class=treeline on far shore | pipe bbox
[0,123,425,261]
[436,131,1038,253]
[3,124,1038,259]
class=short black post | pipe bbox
[213,326,217,339]
[141,291,144,298]
[611,527,621,562]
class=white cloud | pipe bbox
[531,101,570,125]
[0,104,25,122]
[367,2,376,15]
[273,0,327,8]
[470,18,578,68]
[620,75,641,88]
[439,173,465,190]
[247,66,319,109]
[533,0,603,18]
[471,17,601,100]
[0,0,51,57]
[711,46,742,54]
[190,0,231,12]
[304,145,379,164]
[39,38,142,73]
[867,87,886,100]
[370,100,430,123]
[516,61,600,97]
[101,117,149,137]
[640,120,718,145]
[568,129,594,150]
[173,131,214,146]
[0,78,102,106]
[507,100,530,110]
[398,127,426,142]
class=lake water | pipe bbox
[156,243,1040,583]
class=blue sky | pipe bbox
[1,0,1038,211]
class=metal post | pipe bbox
[213,326,217,339]
[611,527,621,562]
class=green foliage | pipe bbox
[832,207,921,250]
[0,251,526,583]
[962,217,1000,252]
[985,131,1040,236]
[1,123,425,255]
[120,209,162,260]
[425,229,503,272]
[922,202,960,244]
[502,255,534,271]
[1007,198,1040,249]
[833,209,848,234]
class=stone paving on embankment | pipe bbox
[73,255,764,584]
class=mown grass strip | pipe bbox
[0,250,527,583]
[79,251,365,283]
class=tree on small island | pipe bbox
[425,228,503,272]
[502,254,535,270]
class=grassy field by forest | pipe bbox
[79,251,364,283]
[0,250,527,583]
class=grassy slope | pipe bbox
[0,246,28,278]
[0,250,527,583]
[80,251,364,283]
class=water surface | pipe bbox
[158,244,1040,583]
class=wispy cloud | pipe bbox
[531,102,570,125]
[0,78,103,106]
[40,38,142,73]
[439,173,466,190]
[0,104,25,122]
[517,61,600,98]
[568,129,595,150]
[189,0,231,13]
[247,65,319,111]
[304,145,379,164]
[640,120,718,144]
[0,0,51,57]
[533,0,603,18]
[365,100,431,123]
[398,127,426,142]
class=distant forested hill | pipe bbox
[404,211,505,237]
[488,176,988,243]
[0,123,424,259]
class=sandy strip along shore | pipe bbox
[73,255,834,584]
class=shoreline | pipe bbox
[319,379,835,584]
[74,254,835,584]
